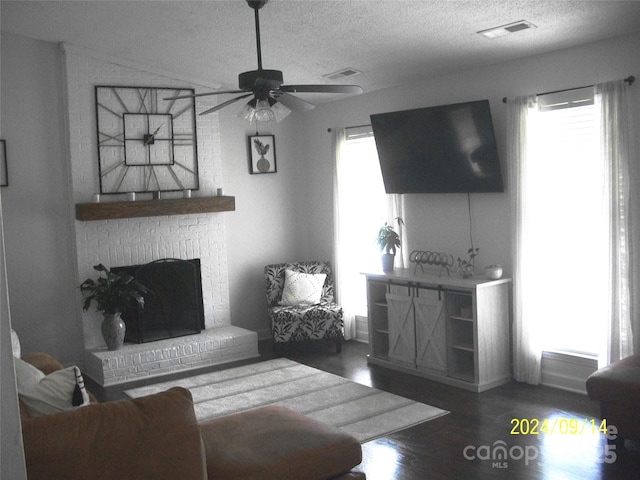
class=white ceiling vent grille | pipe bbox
[478,20,537,39]
[324,68,362,80]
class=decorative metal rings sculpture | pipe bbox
[409,250,455,276]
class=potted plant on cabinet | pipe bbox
[80,264,148,351]
[457,247,479,278]
[376,220,402,272]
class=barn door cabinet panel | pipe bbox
[386,288,416,366]
[365,269,511,393]
[414,289,446,374]
[387,285,446,374]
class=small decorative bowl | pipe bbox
[485,265,503,280]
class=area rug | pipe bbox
[125,358,448,443]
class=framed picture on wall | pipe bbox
[248,135,277,174]
[0,140,7,187]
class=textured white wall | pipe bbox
[219,106,307,339]
[0,32,84,366]
[0,195,28,480]
[63,46,232,350]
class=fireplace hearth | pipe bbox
[113,258,204,344]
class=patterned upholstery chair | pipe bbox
[265,261,343,353]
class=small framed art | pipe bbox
[0,140,7,187]
[248,135,277,174]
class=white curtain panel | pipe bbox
[508,95,543,385]
[596,80,636,363]
[332,128,356,340]
[510,80,637,378]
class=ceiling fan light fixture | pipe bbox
[237,96,291,123]
[269,100,291,123]
[237,98,258,122]
[254,98,275,122]
[238,104,255,122]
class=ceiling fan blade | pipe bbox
[274,92,315,112]
[199,93,254,116]
[279,85,363,94]
[164,90,245,101]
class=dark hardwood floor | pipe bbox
[90,340,640,480]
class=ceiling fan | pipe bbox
[165,0,363,123]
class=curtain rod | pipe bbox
[502,75,635,103]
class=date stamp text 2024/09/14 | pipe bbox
[462,417,619,469]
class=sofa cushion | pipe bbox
[200,405,362,480]
[270,302,344,343]
[21,387,207,480]
[586,354,640,405]
[21,351,66,375]
[14,357,90,417]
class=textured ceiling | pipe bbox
[3,0,640,104]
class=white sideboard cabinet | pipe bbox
[365,269,511,392]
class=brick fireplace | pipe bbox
[63,46,258,385]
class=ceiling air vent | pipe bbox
[324,68,362,80]
[478,20,536,39]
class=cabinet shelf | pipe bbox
[449,347,475,382]
[451,343,475,352]
[449,315,474,322]
[76,196,235,221]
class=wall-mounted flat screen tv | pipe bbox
[370,100,504,193]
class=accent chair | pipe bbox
[265,261,344,353]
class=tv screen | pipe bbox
[370,100,504,193]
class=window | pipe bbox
[335,128,388,316]
[523,88,607,356]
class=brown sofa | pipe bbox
[586,354,640,444]
[19,353,365,480]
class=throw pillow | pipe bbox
[279,269,326,306]
[14,357,90,417]
[11,328,21,357]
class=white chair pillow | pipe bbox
[279,269,326,306]
[14,357,90,417]
[11,329,21,358]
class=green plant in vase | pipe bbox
[376,218,403,272]
[80,264,148,350]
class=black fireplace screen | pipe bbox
[113,258,205,344]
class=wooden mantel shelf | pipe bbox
[75,196,235,221]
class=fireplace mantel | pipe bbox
[75,196,235,221]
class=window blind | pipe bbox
[538,86,594,111]
[345,125,374,142]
